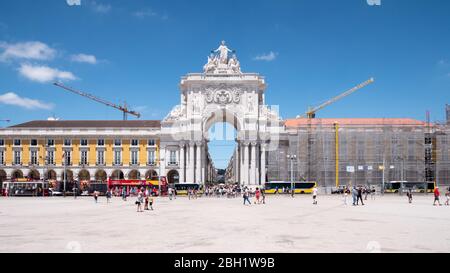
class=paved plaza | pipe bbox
[0,194,449,253]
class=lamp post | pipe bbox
[287,154,297,198]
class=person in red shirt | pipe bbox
[434,187,442,206]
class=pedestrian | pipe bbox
[168,187,173,201]
[352,186,358,206]
[312,187,318,205]
[364,186,369,201]
[406,188,413,204]
[343,186,349,205]
[255,187,261,204]
[445,190,450,206]
[261,187,266,204]
[122,187,127,201]
[73,186,77,199]
[149,195,154,210]
[136,192,144,212]
[357,186,364,205]
[94,190,99,203]
[433,187,442,206]
[144,193,149,210]
[106,189,112,203]
[371,186,376,200]
[243,188,251,205]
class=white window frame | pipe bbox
[97,150,105,166]
[114,150,122,165]
[14,150,21,165]
[80,150,88,165]
[148,150,155,165]
[131,150,139,165]
[30,150,38,165]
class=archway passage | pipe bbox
[128,170,141,180]
[61,170,74,182]
[111,170,124,180]
[0,169,6,188]
[11,170,23,180]
[46,169,57,180]
[27,169,40,181]
[78,169,90,181]
[95,169,107,182]
[167,170,179,184]
[145,170,158,180]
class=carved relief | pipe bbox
[204,85,242,105]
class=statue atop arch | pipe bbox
[203,41,241,74]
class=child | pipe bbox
[255,187,261,204]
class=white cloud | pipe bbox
[71,53,97,64]
[253,51,278,62]
[90,1,111,13]
[133,9,157,19]
[66,0,81,6]
[0,92,53,110]
[0,41,56,62]
[19,64,77,83]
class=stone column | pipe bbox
[240,143,245,185]
[243,142,249,185]
[201,144,206,184]
[250,142,256,185]
[261,144,266,186]
[196,142,202,184]
[179,144,185,183]
[189,142,195,182]
[234,145,239,183]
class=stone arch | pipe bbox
[203,108,242,135]
[78,169,91,181]
[111,169,124,180]
[61,170,74,182]
[145,169,158,180]
[46,169,57,180]
[27,169,40,180]
[11,169,23,180]
[95,169,107,182]
[167,170,179,184]
[128,169,141,180]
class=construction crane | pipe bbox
[0,119,10,122]
[53,82,141,120]
[297,78,375,119]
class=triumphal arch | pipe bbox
[160,41,284,186]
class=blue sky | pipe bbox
[1,0,450,168]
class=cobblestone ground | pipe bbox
[0,194,449,253]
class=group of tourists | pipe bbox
[204,185,241,198]
[134,188,155,212]
[341,185,375,206]
[242,187,266,205]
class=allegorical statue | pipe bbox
[213,40,234,64]
[203,53,218,73]
[228,54,241,74]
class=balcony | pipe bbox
[147,162,156,166]
[167,162,179,167]
[129,162,140,167]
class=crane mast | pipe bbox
[53,82,141,120]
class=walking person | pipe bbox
[312,187,318,205]
[357,186,364,205]
[168,187,173,201]
[255,187,261,204]
[445,189,450,206]
[149,195,154,210]
[136,192,144,212]
[261,187,266,205]
[122,187,127,201]
[243,188,251,205]
[106,189,112,203]
[93,190,99,203]
[433,187,442,206]
[406,188,413,204]
[343,186,349,205]
[144,193,149,210]
[352,186,358,206]
[371,186,376,200]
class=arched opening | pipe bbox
[0,169,6,189]
[61,170,74,182]
[111,170,124,180]
[95,169,107,182]
[45,169,57,180]
[167,170,179,185]
[11,170,23,180]
[203,109,241,185]
[78,169,91,181]
[145,170,158,180]
[128,170,141,180]
[27,169,40,181]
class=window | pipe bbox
[114,150,122,165]
[131,139,139,146]
[169,150,177,165]
[97,139,105,146]
[30,139,38,146]
[64,139,72,146]
[114,139,122,146]
[131,150,139,165]
[97,150,105,165]
[80,139,88,146]
[14,139,21,146]
[47,151,54,165]
[148,139,155,146]
[148,150,155,165]
[64,151,71,165]
[80,150,88,165]
[14,150,21,165]
[30,150,38,165]
[47,139,54,147]
[0,151,4,165]
[0,139,4,146]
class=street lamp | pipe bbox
[287,154,297,197]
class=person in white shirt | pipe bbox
[312,187,318,205]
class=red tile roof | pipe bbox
[9,120,161,129]
[285,118,426,127]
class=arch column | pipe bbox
[195,142,202,184]
[250,142,257,185]
[188,142,195,182]
[260,144,266,185]
[235,145,239,183]
[243,142,249,185]
[179,144,185,183]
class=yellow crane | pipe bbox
[297,78,375,188]
[53,82,141,120]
